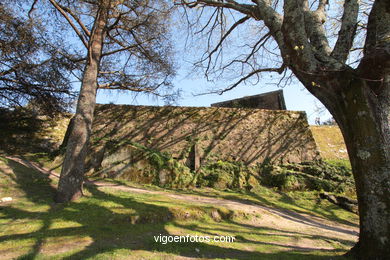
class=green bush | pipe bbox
[258,160,354,194]
[96,138,355,195]
[102,141,194,188]
[198,160,251,190]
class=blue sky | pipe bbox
[96,67,332,125]
[95,5,334,126]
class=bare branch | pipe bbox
[303,0,332,56]
[107,10,132,31]
[48,0,89,49]
[317,0,328,12]
[129,31,155,62]
[28,0,38,18]
[251,0,284,50]
[244,32,271,63]
[101,42,150,57]
[98,70,124,75]
[98,82,161,95]
[105,30,157,63]
[203,16,250,75]
[0,59,52,77]
[218,64,285,94]
[331,0,359,63]
[218,32,272,74]
[179,0,255,16]
[210,15,249,57]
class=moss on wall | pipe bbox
[86,104,320,184]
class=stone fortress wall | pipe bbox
[86,94,320,177]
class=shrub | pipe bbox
[258,160,354,194]
[198,160,252,190]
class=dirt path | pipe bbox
[5,156,359,251]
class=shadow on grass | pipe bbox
[244,191,359,230]
[0,158,352,259]
[170,186,359,229]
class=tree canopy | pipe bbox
[26,0,177,99]
[0,4,74,115]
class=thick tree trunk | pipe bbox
[55,2,110,203]
[320,75,390,259]
[340,85,389,259]
[289,1,390,256]
[341,1,390,257]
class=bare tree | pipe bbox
[27,0,176,203]
[179,0,389,258]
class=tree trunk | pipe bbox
[55,2,110,203]
[289,0,390,256]
[340,1,390,257]
[58,116,74,152]
[319,75,390,259]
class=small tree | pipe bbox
[27,0,176,202]
[179,0,389,258]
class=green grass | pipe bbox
[0,156,358,259]
[96,173,358,227]
[310,126,348,160]
[324,159,351,169]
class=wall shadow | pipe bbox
[87,105,319,182]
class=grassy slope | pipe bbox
[0,156,358,259]
[310,126,348,160]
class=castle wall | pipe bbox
[88,105,319,176]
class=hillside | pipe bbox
[309,126,349,160]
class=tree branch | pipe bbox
[203,16,250,74]
[251,0,284,50]
[331,0,359,63]
[303,0,332,56]
[282,0,317,72]
[101,42,150,57]
[48,0,89,49]
[179,0,255,17]
[0,59,52,77]
[107,10,132,31]
[98,82,157,93]
[58,3,91,37]
[28,0,38,18]
[218,64,285,94]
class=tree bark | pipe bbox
[55,1,110,203]
[294,60,390,259]
[287,0,390,256]
[341,1,390,257]
[331,79,390,259]
[58,116,74,152]
[294,65,390,259]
